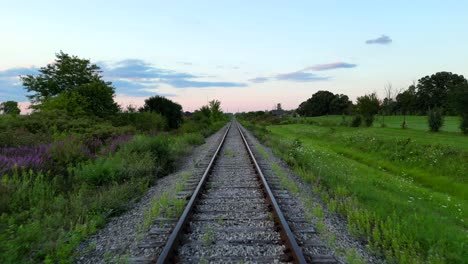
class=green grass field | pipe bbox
[290,115,462,132]
[257,117,467,263]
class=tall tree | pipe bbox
[330,94,352,114]
[21,51,109,103]
[449,83,468,134]
[0,101,21,115]
[356,93,380,127]
[141,96,183,129]
[21,51,119,117]
[208,100,223,122]
[297,90,336,116]
[415,72,467,114]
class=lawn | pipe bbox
[289,115,462,133]
[260,120,467,263]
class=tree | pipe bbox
[73,82,119,117]
[0,101,21,115]
[140,96,183,129]
[356,93,380,127]
[449,83,468,134]
[297,90,337,116]
[415,72,467,114]
[208,100,223,122]
[21,51,109,104]
[330,94,352,115]
[427,108,444,132]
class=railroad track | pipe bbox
[132,121,337,263]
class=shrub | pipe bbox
[427,108,444,132]
[364,115,374,127]
[460,114,468,134]
[73,156,124,185]
[350,115,362,127]
[120,135,174,176]
[111,112,166,133]
[401,121,407,129]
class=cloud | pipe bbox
[0,67,38,77]
[365,35,392,45]
[276,72,330,82]
[302,62,357,71]
[164,79,246,88]
[249,61,356,83]
[101,59,247,93]
[177,61,193,66]
[249,77,270,83]
[0,67,38,101]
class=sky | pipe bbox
[1,0,467,112]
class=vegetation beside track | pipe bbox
[240,116,467,264]
[0,51,229,263]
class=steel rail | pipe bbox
[156,122,232,264]
[236,122,307,264]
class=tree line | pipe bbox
[0,51,220,131]
[296,72,468,133]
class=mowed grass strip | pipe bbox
[289,115,462,133]
[266,124,467,263]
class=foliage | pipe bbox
[21,51,111,104]
[72,82,119,117]
[297,90,351,116]
[449,83,468,134]
[246,121,467,264]
[38,91,89,117]
[0,129,213,263]
[111,112,167,133]
[427,108,444,132]
[140,96,183,129]
[0,101,21,115]
[350,115,362,127]
[416,72,467,114]
[356,93,380,127]
[208,100,223,122]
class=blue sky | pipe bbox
[1,0,467,111]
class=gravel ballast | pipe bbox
[74,126,228,264]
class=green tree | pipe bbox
[415,72,467,114]
[73,82,119,117]
[0,101,21,115]
[140,96,183,129]
[330,94,352,114]
[21,51,109,104]
[356,93,380,127]
[208,100,223,122]
[297,90,337,116]
[427,108,444,132]
[38,92,89,117]
[449,83,468,134]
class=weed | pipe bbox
[202,226,215,246]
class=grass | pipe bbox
[0,132,210,263]
[288,115,462,133]
[138,171,191,235]
[242,117,467,264]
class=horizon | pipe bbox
[1,1,468,112]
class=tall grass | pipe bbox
[242,120,467,264]
[0,132,209,263]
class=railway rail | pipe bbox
[132,120,337,263]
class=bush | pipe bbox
[364,115,374,127]
[350,115,362,127]
[73,156,124,185]
[460,114,468,134]
[427,108,444,132]
[111,112,167,133]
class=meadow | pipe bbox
[242,115,467,263]
[0,111,226,263]
[289,115,461,132]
